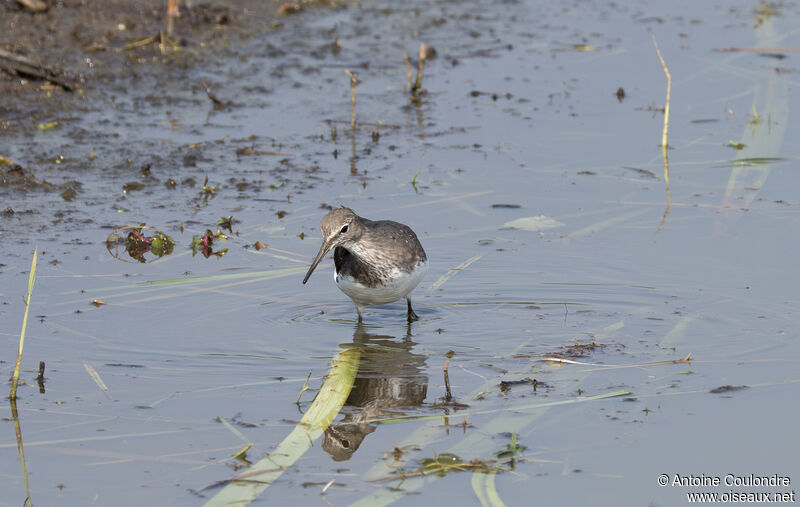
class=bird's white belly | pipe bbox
[335,260,428,306]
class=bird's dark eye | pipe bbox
[340,224,349,234]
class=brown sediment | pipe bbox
[1,0,283,101]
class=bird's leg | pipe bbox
[356,305,364,323]
[407,298,419,322]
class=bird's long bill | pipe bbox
[303,241,331,284]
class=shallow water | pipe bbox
[2,0,799,505]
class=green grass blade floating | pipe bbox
[10,247,37,400]
[204,347,360,507]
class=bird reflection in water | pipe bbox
[322,323,428,461]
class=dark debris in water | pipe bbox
[378,437,528,483]
[499,377,549,394]
[709,385,748,394]
[549,340,606,359]
[622,166,659,179]
[60,187,77,201]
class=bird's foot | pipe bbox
[407,298,419,322]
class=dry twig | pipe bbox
[412,43,427,94]
[403,49,413,89]
[344,69,358,129]
[653,35,672,232]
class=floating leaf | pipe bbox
[503,215,565,231]
[217,216,234,233]
[106,226,175,263]
[191,229,228,259]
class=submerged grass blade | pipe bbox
[377,389,630,425]
[218,417,251,445]
[715,15,788,233]
[141,266,306,286]
[10,247,37,400]
[539,353,691,368]
[398,190,493,209]
[203,347,360,507]
[567,208,649,239]
[81,267,307,308]
[472,471,506,507]
[83,362,110,395]
[428,254,483,292]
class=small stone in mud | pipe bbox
[165,178,176,189]
[182,177,197,187]
[140,164,152,176]
[123,181,145,193]
[491,204,521,208]
[616,87,626,102]
[3,207,15,217]
[276,210,287,219]
[61,188,77,201]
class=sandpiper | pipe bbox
[302,207,428,322]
